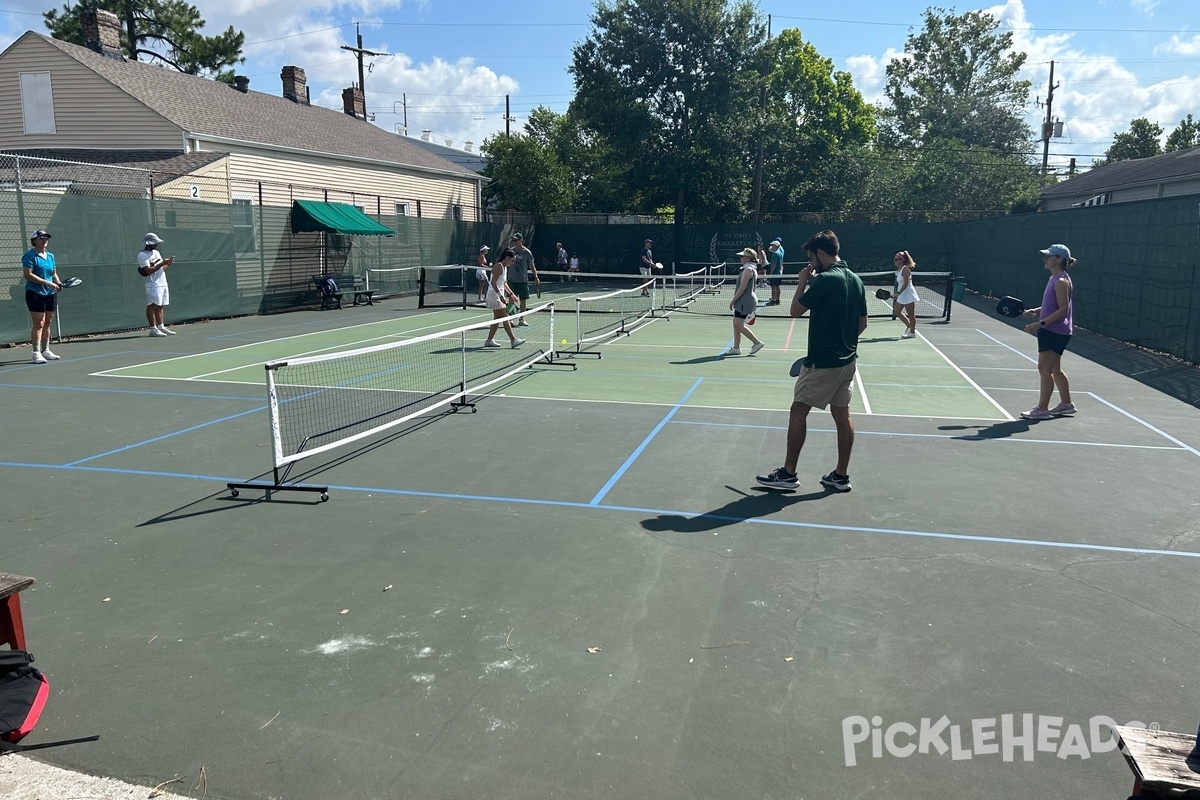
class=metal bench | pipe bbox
[313,274,375,309]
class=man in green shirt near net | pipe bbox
[757,229,867,493]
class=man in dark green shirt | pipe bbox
[757,229,867,493]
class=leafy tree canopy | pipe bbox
[1101,117,1164,164]
[569,0,765,222]
[480,113,574,222]
[1164,113,1200,153]
[45,0,244,80]
[882,7,1032,155]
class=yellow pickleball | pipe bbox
[561,338,568,345]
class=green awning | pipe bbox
[291,200,394,236]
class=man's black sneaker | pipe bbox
[756,467,799,490]
[820,471,852,493]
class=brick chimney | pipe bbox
[81,9,124,59]
[341,86,365,120]
[233,75,249,93]
[281,66,307,104]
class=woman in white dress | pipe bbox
[892,250,920,339]
[484,248,524,348]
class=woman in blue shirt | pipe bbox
[21,229,62,364]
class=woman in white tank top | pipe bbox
[484,248,524,348]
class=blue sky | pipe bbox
[3,0,1198,171]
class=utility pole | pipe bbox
[1040,60,1059,179]
[505,95,512,136]
[752,15,771,225]
[340,23,383,111]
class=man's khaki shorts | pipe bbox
[793,362,857,409]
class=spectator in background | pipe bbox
[508,233,539,324]
[568,253,580,281]
[138,233,175,336]
[21,229,62,364]
[556,241,568,280]
[476,245,490,304]
[767,237,785,305]
[639,238,655,296]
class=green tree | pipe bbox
[569,0,765,223]
[757,28,877,213]
[1102,117,1164,163]
[1165,113,1200,152]
[882,7,1032,155]
[480,121,574,222]
[45,0,244,80]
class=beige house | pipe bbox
[0,12,485,219]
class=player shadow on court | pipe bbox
[669,354,734,365]
[640,486,830,533]
[938,420,1032,439]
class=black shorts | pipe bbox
[1036,328,1071,355]
[25,290,56,313]
[768,278,783,287]
[734,310,752,320]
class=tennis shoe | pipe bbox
[158,325,176,335]
[31,351,47,364]
[149,328,168,337]
[1020,406,1052,420]
[41,349,60,360]
[820,471,852,493]
[483,339,501,348]
[756,467,799,490]
[510,338,525,348]
[516,319,529,327]
[1048,402,1076,416]
[723,348,741,356]
[901,329,916,339]
[750,342,765,355]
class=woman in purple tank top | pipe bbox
[1020,244,1076,420]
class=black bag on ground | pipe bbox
[0,649,49,743]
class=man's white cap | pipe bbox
[144,233,164,245]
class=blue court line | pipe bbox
[64,405,266,466]
[3,460,1197,560]
[589,378,703,506]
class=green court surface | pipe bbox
[2,293,1199,800]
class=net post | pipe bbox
[418,267,428,308]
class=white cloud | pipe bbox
[1156,32,1200,56]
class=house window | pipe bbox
[231,197,256,254]
[452,204,462,221]
[394,202,411,244]
[19,72,56,134]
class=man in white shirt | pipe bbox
[138,233,175,336]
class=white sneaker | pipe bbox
[31,351,47,364]
[749,342,765,355]
[483,340,501,348]
[511,338,526,348]
[517,319,529,327]
[41,349,61,360]
[158,325,176,335]
[150,328,168,337]
[724,348,741,356]
[900,329,915,339]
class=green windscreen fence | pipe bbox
[3,191,1197,363]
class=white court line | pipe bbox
[916,329,1013,420]
[90,310,480,379]
[855,370,873,414]
[976,329,1037,363]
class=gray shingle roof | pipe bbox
[1041,145,1200,197]
[35,33,479,180]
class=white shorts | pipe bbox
[476,268,489,282]
[638,266,651,276]
[145,284,169,307]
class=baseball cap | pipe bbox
[644,238,653,244]
[1040,243,1070,259]
[31,229,51,239]
[510,232,523,240]
[144,232,164,245]
[738,247,758,259]
[479,245,490,252]
[771,237,782,245]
